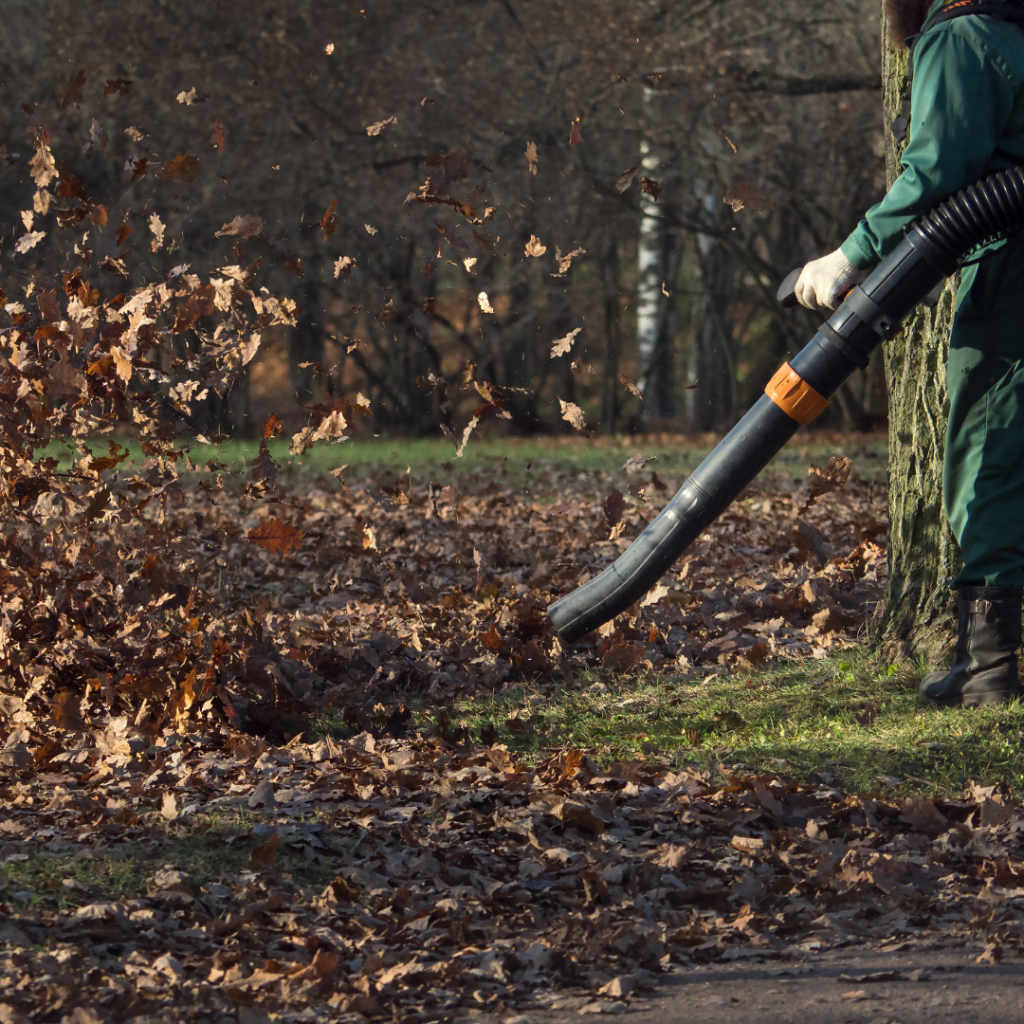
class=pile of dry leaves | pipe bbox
[0,730,1021,1023]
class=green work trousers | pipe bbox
[945,233,1024,587]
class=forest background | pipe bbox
[0,0,885,439]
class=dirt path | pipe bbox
[532,945,1024,1024]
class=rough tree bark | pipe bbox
[875,2,960,659]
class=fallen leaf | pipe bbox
[248,518,304,554]
[248,834,282,870]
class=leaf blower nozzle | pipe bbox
[548,164,1024,644]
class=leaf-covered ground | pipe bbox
[2,732,1024,1024]
[4,433,887,750]
[5,435,1024,1022]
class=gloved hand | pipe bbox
[794,248,859,311]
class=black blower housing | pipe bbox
[548,165,1024,643]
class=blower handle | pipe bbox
[777,266,854,309]
[777,267,802,308]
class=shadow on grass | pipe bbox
[1,818,336,911]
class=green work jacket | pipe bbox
[841,0,1024,301]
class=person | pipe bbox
[795,0,1024,707]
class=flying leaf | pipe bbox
[149,214,166,252]
[615,167,639,193]
[156,154,200,181]
[622,453,656,474]
[176,87,209,105]
[248,518,304,554]
[212,118,225,152]
[524,234,546,258]
[366,115,397,136]
[128,156,149,182]
[569,117,583,147]
[640,176,663,201]
[550,327,581,359]
[711,120,738,153]
[723,180,777,213]
[478,292,494,314]
[603,488,626,527]
[60,70,86,110]
[103,78,132,96]
[552,246,586,277]
[161,792,178,821]
[559,398,587,433]
[618,373,643,399]
[319,198,338,241]
[214,214,264,239]
[525,141,538,175]
[14,231,45,255]
[334,256,356,277]
[29,134,58,188]
[263,413,282,439]
[798,455,853,515]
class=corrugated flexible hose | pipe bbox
[547,165,1024,643]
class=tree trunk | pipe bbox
[600,230,623,433]
[876,2,960,659]
[635,136,676,419]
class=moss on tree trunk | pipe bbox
[875,4,960,661]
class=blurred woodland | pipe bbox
[0,0,884,437]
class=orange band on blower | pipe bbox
[765,363,829,425]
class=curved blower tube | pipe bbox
[548,164,1024,644]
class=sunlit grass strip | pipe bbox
[421,649,1024,797]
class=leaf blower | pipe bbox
[548,165,1024,643]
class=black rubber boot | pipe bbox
[919,586,1023,707]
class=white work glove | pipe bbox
[794,248,859,312]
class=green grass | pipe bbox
[391,650,1024,797]
[35,432,887,490]
[0,815,336,911]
